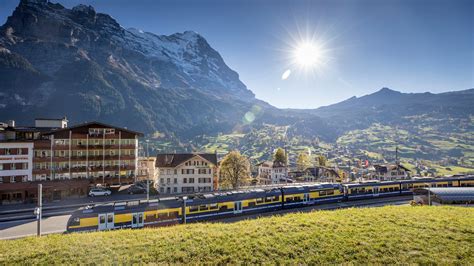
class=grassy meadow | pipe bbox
[0,206,473,264]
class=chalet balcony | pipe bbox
[32,169,50,175]
[34,141,51,149]
[87,165,135,172]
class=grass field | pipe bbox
[1,206,473,264]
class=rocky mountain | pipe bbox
[0,0,271,138]
[0,0,473,164]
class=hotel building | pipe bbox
[0,118,143,204]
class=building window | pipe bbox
[174,169,177,175]
[183,178,187,184]
[173,187,177,193]
[174,178,177,184]
[189,178,195,183]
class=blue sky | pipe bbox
[1,0,473,108]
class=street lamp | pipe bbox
[423,182,431,206]
[182,196,188,224]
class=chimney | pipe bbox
[7,120,15,128]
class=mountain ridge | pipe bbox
[0,0,473,164]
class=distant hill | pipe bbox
[305,87,474,133]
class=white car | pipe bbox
[88,188,111,197]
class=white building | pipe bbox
[137,157,158,183]
[374,164,411,181]
[256,161,288,184]
[34,117,68,129]
[0,142,34,184]
[155,153,217,194]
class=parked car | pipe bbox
[88,188,112,197]
[127,185,147,195]
[134,181,147,189]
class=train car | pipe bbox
[282,183,343,208]
[184,188,282,222]
[401,176,474,191]
[67,197,182,232]
[343,181,401,200]
[459,176,474,187]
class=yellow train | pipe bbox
[67,176,474,232]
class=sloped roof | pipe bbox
[422,187,474,202]
[374,164,410,173]
[155,153,217,167]
[42,121,143,136]
[272,160,287,168]
[256,161,273,167]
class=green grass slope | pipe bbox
[1,206,473,264]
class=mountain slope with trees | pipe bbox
[0,0,472,166]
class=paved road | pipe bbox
[0,196,412,240]
[0,194,150,223]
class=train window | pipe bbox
[294,197,301,202]
[157,213,168,219]
[286,197,293,202]
[273,196,279,201]
[256,198,264,204]
[209,203,218,210]
[265,197,272,202]
[220,205,228,211]
[169,211,179,218]
[319,191,326,196]
[327,190,334,195]
[100,216,105,224]
[199,205,208,211]
[189,206,199,212]
[108,215,113,223]
[248,202,256,208]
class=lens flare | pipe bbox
[281,69,291,80]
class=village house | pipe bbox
[373,164,411,181]
[155,153,218,194]
[256,160,289,184]
[136,156,158,183]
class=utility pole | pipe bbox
[35,184,42,236]
[182,196,188,224]
[427,183,431,206]
[146,139,150,201]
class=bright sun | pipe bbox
[294,42,323,68]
